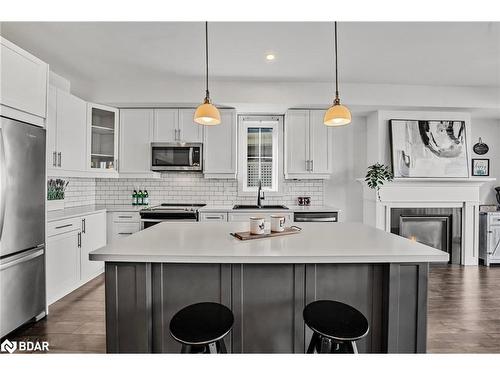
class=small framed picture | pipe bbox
[472,159,490,176]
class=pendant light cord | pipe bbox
[334,21,339,102]
[205,21,210,100]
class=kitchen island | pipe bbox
[89,222,448,353]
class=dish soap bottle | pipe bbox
[132,190,138,206]
[138,190,144,205]
[144,190,149,206]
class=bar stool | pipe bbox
[303,300,369,354]
[169,302,234,354]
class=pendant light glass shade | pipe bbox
[324,22,351,127]
[324,101,351,127]
[195,22,221,126]
[194,99,221,125]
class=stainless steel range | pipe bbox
[140,203,206,229]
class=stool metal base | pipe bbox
[306,332,358,354]
[180,338,228,354]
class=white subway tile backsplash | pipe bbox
[94,173,324,206]
[48,177,96,208]
[49,173,324,209]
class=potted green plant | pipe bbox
[365,163,393,201]
[47,179,69,211]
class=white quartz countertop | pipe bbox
[90,222,449,264]
[198,205,340,213]
[47,204,145,222]
[47,205,107,222]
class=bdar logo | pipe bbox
[1,339,17,353]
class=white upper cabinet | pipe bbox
[0,37,49,126]
[285,110,309,176]
[87,103,119,176]
[119,109,154,174]
[46,86,87,173]
[178,108,203,142]
[153,108,178,142]
[57,90,87,171]
[46,86,57,170]
[203,109,237,179]
[309,110,333,175]
[285,109,333,179]
[153,108,203,143]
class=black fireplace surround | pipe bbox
[391,207,462,264]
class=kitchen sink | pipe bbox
[233,205,289,210]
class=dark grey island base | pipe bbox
[104,262,428,353]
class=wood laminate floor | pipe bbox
[5,275,106,353]
[5,265,500,353]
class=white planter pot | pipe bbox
[47,199,65,211]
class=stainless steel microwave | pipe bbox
[151,142,203,171]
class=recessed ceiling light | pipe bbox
[265,53,276,61]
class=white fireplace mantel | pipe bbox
[357,177,496,265]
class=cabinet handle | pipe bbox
[82,218,86,233]
[178,128,181,141]
[57,152,61,167]
[55,223,72,229]
[115,159,118,170]
[118,232,133,235]
[305,160,309,171]
[77,232,81,248]
[118,215,133,219]
[52,151,57,167]
[206,216,223,220]
[310,160,313,172]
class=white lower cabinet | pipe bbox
[46,229,81,305]
[200,212,228,222]
[107,211,141,243]
[46,211,106,305]
[80,212,106,281]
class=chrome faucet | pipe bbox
[257,180,265,208]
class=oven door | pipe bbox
[151,143,202,171]
[141,218,198,230]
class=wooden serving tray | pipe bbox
[230,226,302,241]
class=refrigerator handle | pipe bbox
[0,248,44,271]
[0,128,6,239]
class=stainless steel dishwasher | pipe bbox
[294,211,339,223]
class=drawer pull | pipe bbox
[118,232,133,235]
[118,215,133,219]
[55,224,72,229]
[206,216,223,219]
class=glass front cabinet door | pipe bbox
[87,103,119,175]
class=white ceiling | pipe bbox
[1,22,499,88]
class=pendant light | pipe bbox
[194,22,221,126]
[324,21,351,127]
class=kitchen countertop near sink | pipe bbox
[47,204,340,222]
[198,205,340,213]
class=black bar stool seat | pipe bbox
[303,300,369,354]
[169,302,234,354]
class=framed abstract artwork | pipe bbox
[389,120,469,178]
[472,159,489,176]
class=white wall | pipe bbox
[471,118,500,204]
[80,79,500,116]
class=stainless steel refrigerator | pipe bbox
[0,116,46,338]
